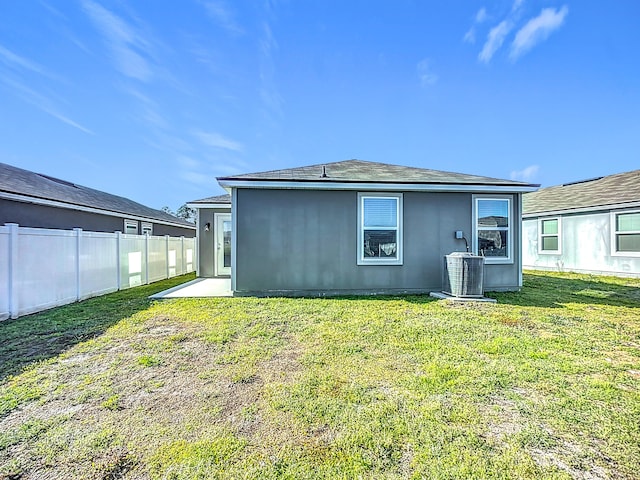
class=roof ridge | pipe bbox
[217,159,538,187]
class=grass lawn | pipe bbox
[1,271,639,479]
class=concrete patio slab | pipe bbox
[150,278,232,298]
[429,291,497,303]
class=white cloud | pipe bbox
[192,130,244,152]
[81,0,153,81]
[0,74,93,134]
[258,19,283,124]
[512,0,525,12]
[120,86,169,129]
[201,0,243,35]
[0,45,47,75]
[463,28,476,44]
[510,6,569,61]
[476,7,488,23]
[180,170,212,186]
[510,165,539,182]
[0,44,63,82]
[39,106,94,134]
[179,159,244,187]
[417,59,438,87]
[176,155,201,169]
[213,161,246,175]
[144,133,193,154]
[464,7,489,44]
[479,20,513,63]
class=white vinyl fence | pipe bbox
[0,224,195,320]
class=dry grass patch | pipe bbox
[1,271,639,479]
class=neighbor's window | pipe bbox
[613,211,640,254]
[141,222,153,235]
[124,219,138,235]
[475,197,512,263]
[539,218,561,254]
[358,193,403,265]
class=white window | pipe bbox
[539,217,561,254]
[358,193,403,265]
[141,222,153,235]
[124,219,138,234]
[611,211,640,256]
[474,197,512,264]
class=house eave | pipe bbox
[0,191,195,230]
[186,202,231,210]
[216,180,538,193]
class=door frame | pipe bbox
[214,212,232,276]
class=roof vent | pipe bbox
[562,176,603,187]
[321,165,327,178]
[37,173,78,188]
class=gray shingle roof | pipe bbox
[188,194,231,204]
[0,162,194,227]
[523,169,640,215]
[217,159,539,187]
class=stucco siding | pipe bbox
[523,211,640,277]
[196,207,231,278]
[234,189,521,294]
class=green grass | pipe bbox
[1,271,639,479]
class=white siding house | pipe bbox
[523,170,640,277]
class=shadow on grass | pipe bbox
[339,271,640,310]
[340,271,640,308]
[0,273,195,382]
[247,272,640,311]
[487,271,640,308]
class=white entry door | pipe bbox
[215,213,232,276]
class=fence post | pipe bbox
[7,223,19,319]
[74,228,82,301]
[145,233,150,285]
[166,235,170,279]
[116,231,122,290]
[181,236,185,275]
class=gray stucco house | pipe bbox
[0,162,195,237]
[189,159,538,296]
[523,169,640,277]
[187,193,232,278]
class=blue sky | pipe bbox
[1,1,638,211]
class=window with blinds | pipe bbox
[474,197,512,263]
[358,193,403,265]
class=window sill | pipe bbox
[357,259,403,266]
[482,258,514,265]
[611,251,640,258]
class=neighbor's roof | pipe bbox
[0,162,194,227]
[523,169,640,216]
[188,194,231,205]
[217,159,539,188]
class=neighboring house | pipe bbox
[0,162,195,237]
[189,159,538,295]
[522,169,640,277]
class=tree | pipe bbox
[160,204,195,223]
[176,204,196,223]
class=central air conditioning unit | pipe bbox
[443,252,485,298]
